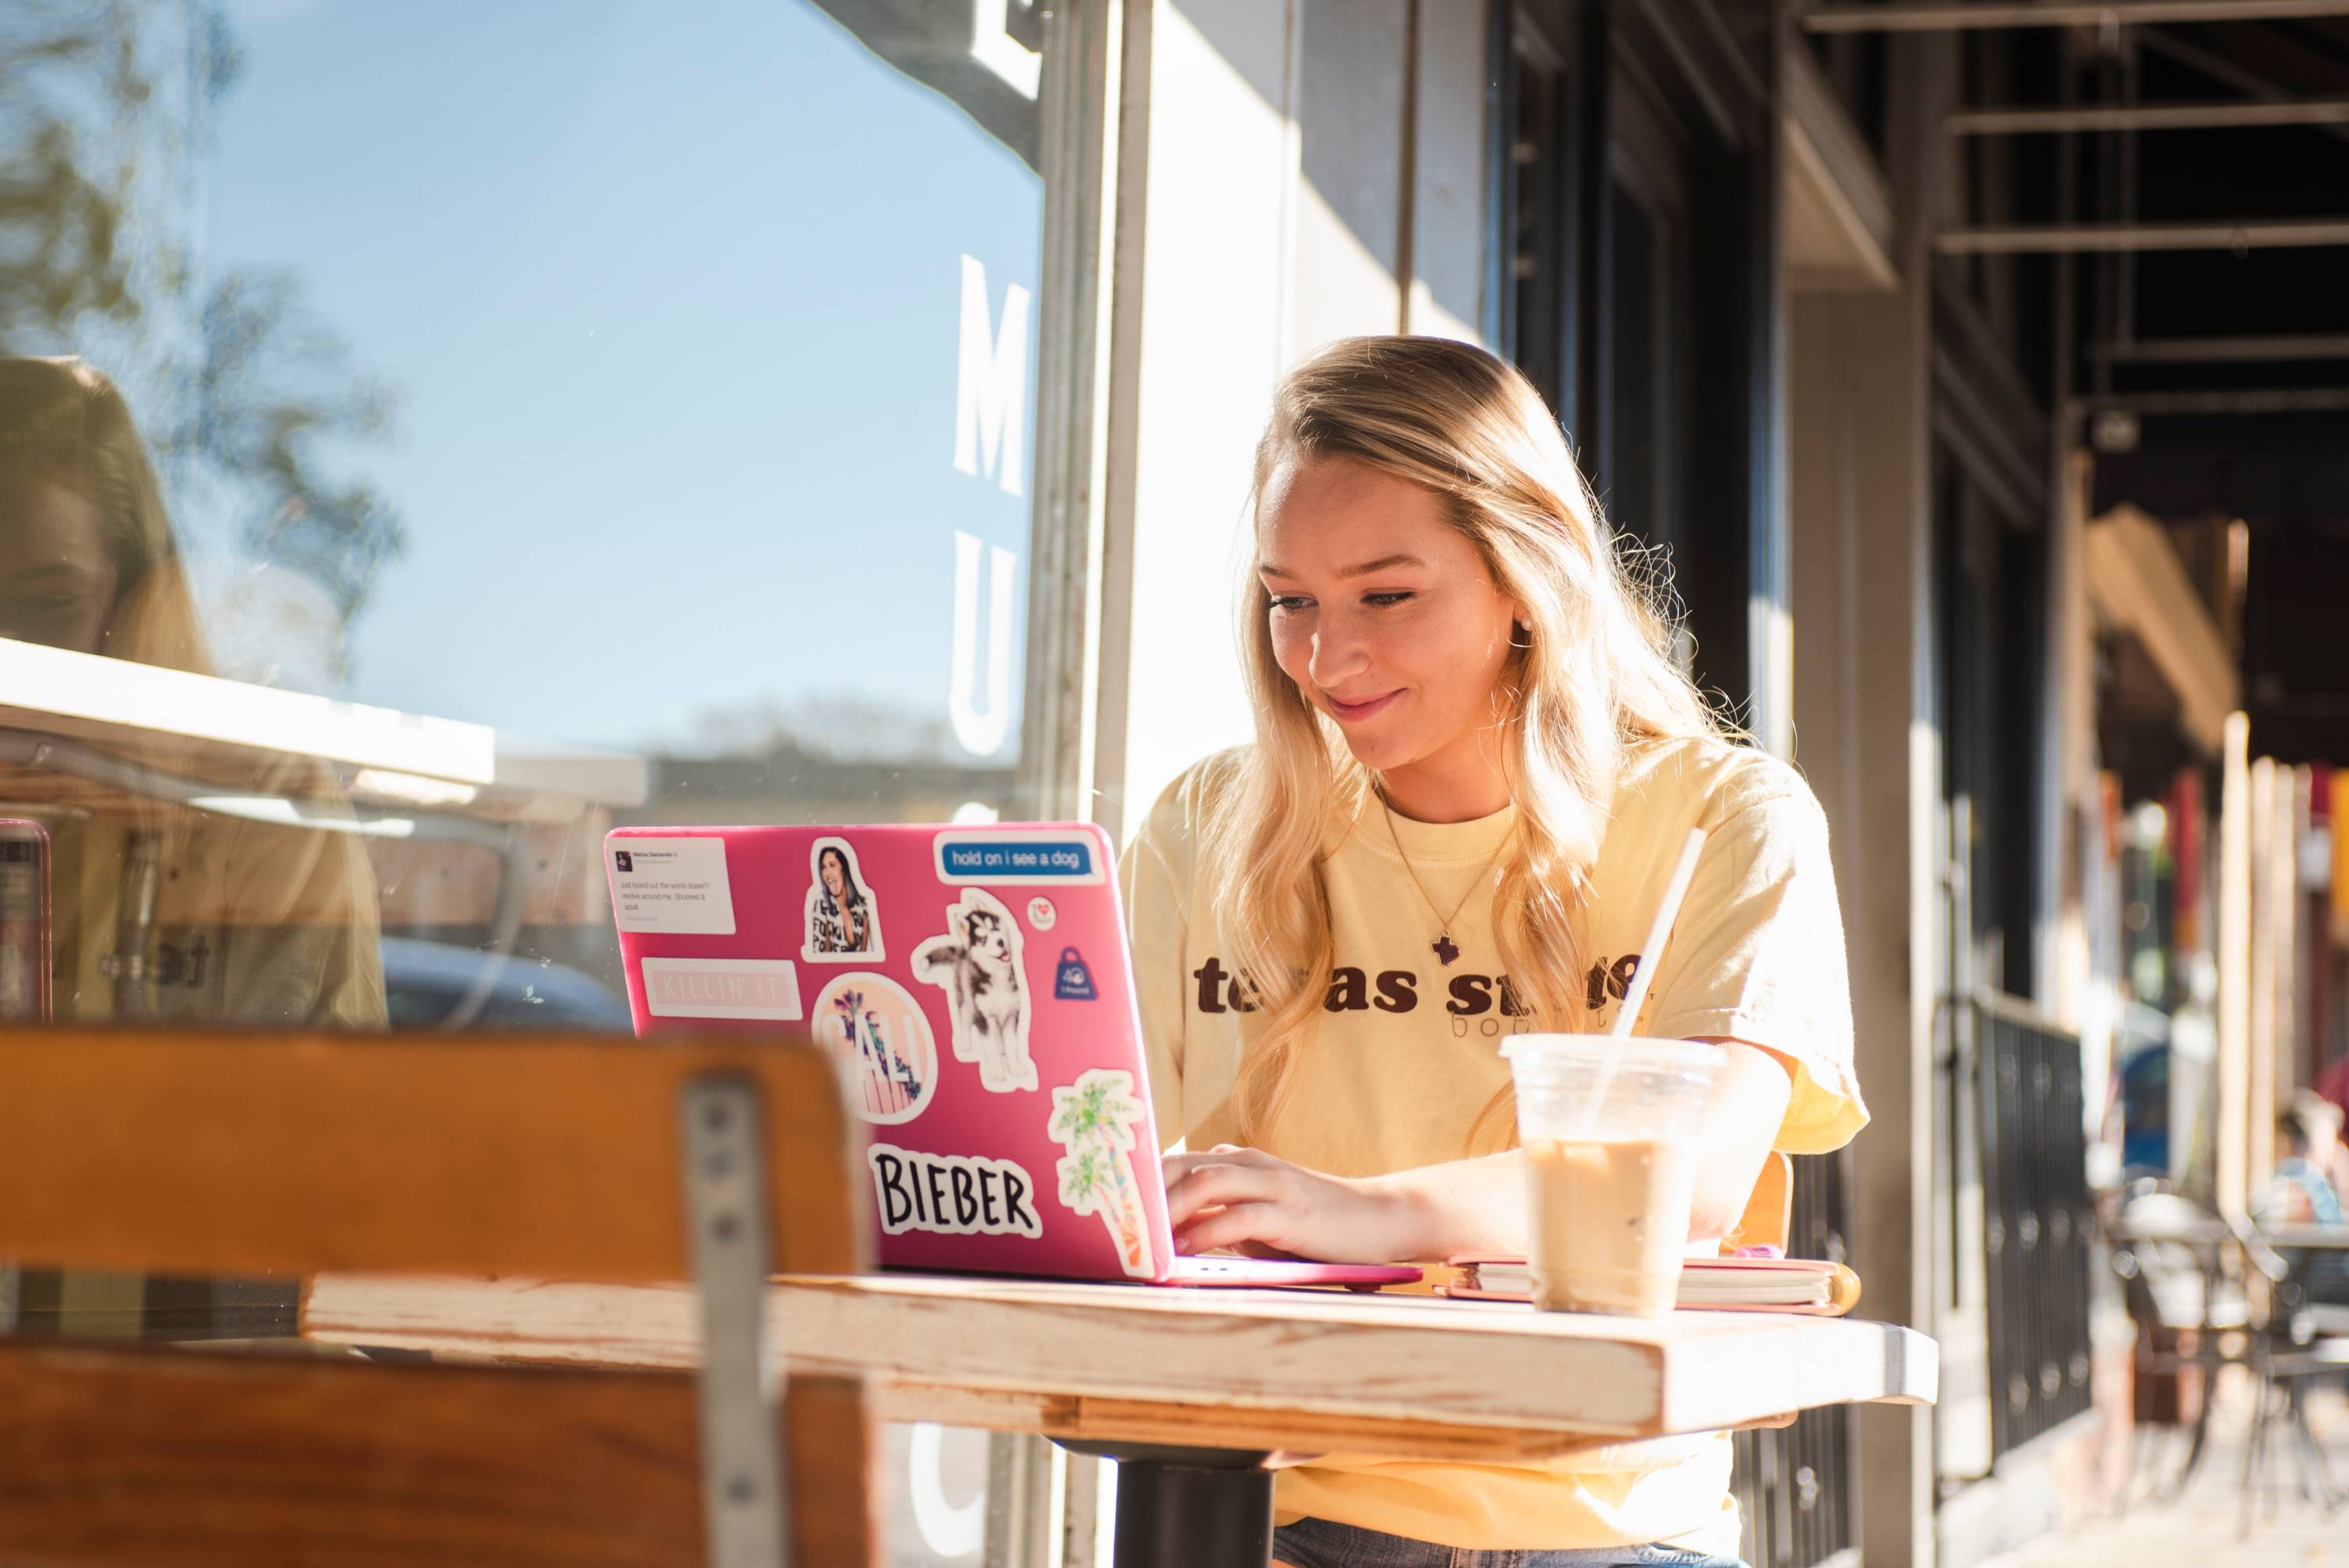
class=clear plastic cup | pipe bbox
[1501,1035,1724,1316]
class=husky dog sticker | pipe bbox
[913,887,1036,1092]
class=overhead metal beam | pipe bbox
[1949,98,2349,133]
[2082,386,2349,414]
[2137,25,2349,148]
[1936,216,2349,251]
[1805,1,2349,33]
[2091,333,2349,362]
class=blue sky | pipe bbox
[202,0,1043,758]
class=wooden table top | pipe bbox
[305,1271,1937,1464]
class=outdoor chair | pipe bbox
[0,1025,877,1567]
[2109,1188,2251,1498]
[2237,1214,2349,1531]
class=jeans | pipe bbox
[1271,1518,1748,1568]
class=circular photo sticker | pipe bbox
[811,973,938,1125]
[1027,896,1057,932]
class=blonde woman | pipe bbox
[0,356,384,1030]
[1121,337,1865,1568]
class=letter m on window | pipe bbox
[954,253,1030,497]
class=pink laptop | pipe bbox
[604,821,1419,1290]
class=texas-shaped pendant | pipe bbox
[1432,932,1460,967]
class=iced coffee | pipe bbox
[1502,1037,1723,1317]
[1523,1135,1704,1313]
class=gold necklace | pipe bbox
[1377,789,1508,968]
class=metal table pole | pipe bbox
[1055,1441,1275,1568]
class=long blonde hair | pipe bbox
[1202,335,1724,1149]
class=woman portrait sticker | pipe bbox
[802,836,885,962]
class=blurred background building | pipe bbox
[5,0,2349,1564]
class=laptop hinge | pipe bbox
[681,1074,790,1566]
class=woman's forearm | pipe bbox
[1360,1042,1794,1261]
[1166,1045,1795,1264]
[1684,1042,1793,1238]
[1363,1151,1529,1260]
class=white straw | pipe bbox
[1570,826,1709,1141]
[1609,826,1709,1039]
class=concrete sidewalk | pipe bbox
[1982,1377,2348,1566]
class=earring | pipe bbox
[1509,622,1533,650]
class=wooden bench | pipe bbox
[0,1025,875,1567]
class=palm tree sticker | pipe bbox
[1048,1068,1154,1278]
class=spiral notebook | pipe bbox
[1438,1255,1862,1314]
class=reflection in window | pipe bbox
[0,357,387,1032]
[4,3,1064,1556]
[8,3,1082,1558]
[1,0,1053,1028]
[5,0,1046,1391]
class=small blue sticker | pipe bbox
[1053,946,1098,1002]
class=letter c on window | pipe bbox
[907,1422,985,1557]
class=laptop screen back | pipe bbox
[606,821,1177,1283]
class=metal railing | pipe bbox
[1734,1152,1856,1568]
[1971,993,2096,1460]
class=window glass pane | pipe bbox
[2,0,1055,1037]
[2,11,1064,1548]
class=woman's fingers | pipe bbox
[1176,1199,1288,1255]
[1163,1145,1272,1186]
[1165,1161,1282,1227]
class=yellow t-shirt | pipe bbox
[1117,734,1866,1553]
